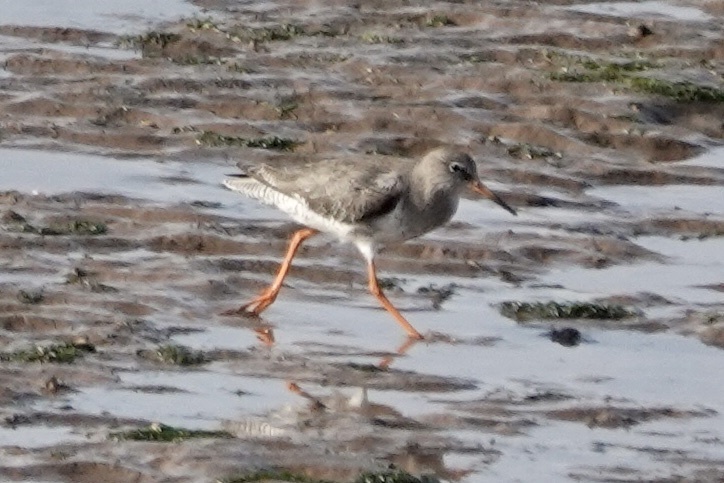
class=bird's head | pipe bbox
[424,148,517,216]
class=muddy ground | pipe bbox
[0,0,723,482]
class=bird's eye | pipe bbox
[449,163,472,180]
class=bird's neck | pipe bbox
[409,166,458,207]
[407,169,460,229]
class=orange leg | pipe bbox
[367,261,424,340]
[225,228,318,316]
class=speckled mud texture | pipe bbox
[1,0,723,482]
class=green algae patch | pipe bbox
[1,341,95,364]
[361,32,405,44]
[173,55,228,66]
[146,344,209,366]
[220,470,335,483]
[17,289,44,304]
[425,14,455,27]
[197,131,299,151]
[110,423,232,442]
[4,214,108,236]
[250,24,306,42]
[39,220,108,236]
[506,142,562,160]
[500,301,639,322]
[186,19,343,43]
[355,469,438,483]
[221,471,325,482]
[186,18,221,32]
[218,23,308,44]
[627,77,724,103]
[220,468,434,483]
[548,57,724,103]
[117,31,181,52]
[344,362,386,373]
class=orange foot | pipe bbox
[221,290,279,316]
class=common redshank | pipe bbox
[223,147,517,340]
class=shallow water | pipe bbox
[0,0,200,34]
[589,184,724,216]
[0,147,252,218]
[1,1,723,480]
[0,33,139,61]
[566,0,713,22]
[5,148,724,480]
[2,138,724,480]
[48,370,298,430]
[0,425,88,449]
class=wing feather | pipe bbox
[246,160,407,223]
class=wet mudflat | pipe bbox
[0,0,723,481]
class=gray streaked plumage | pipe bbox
[222,147,516,339]
[244,158,406,224]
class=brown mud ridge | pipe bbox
[1,0,724,482]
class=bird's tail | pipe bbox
[222,176,258,195]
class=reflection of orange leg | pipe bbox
[378,337,420,370]
[253,327,275,347]
[367,261,424,340]
[224,228,318,316]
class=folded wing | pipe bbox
[248,160,406,224]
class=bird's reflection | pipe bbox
[284,372,474,481]
[227,325,473,480]
[377,337,419,370]
[243,310,420,370]
[246,317,419,369]
[253,325,275,347]
[283,335,417,414]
